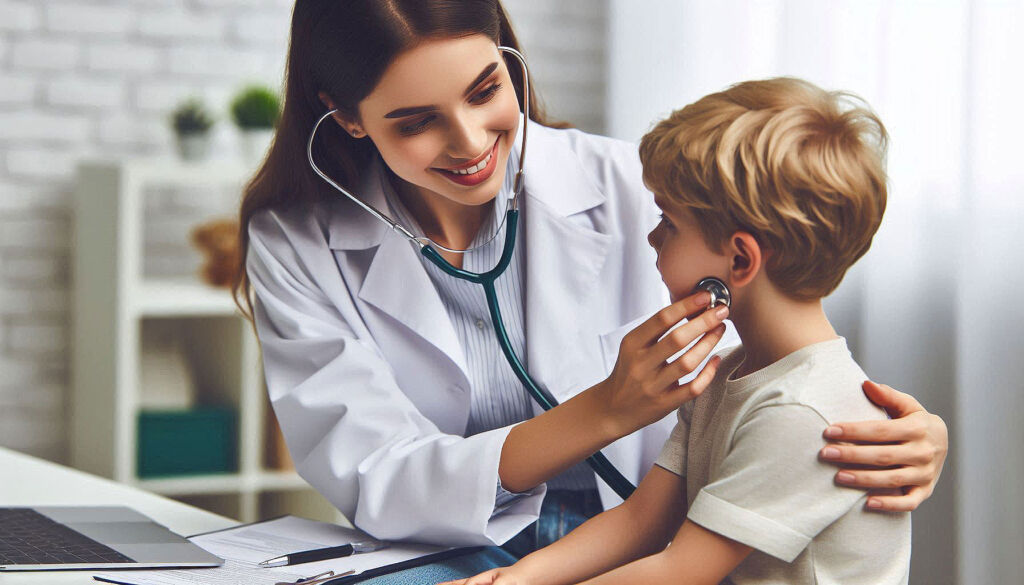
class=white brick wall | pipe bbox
[0,0,608,463]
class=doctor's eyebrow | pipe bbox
[383,62,499,119]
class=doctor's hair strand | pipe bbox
[232,0,565,320]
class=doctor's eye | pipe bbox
[469,83,502,105]
[399,115,435,136]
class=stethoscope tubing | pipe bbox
[422,211,637,501]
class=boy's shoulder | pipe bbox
[721,338,887,426]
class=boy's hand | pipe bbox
[596,291,728,437]
[438,566,532,585]
[818,380,948,512]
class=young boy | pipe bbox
[447,77,911,584]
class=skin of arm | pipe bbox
[513,466,688,585]
[451,465,689,585]
[579,520,752,585]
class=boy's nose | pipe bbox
[647,226,662,249]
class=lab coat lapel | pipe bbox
[358,232,469,379]
[328,160,469,383]
[523,127,612,401]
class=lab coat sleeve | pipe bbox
[246,211,544,546]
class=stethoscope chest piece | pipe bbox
[695,277,731,309]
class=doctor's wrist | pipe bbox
[581,381,633,443]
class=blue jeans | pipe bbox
[360,490,602,584]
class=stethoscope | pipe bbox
[307,46,732,501]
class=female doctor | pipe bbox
[235,0,948,569]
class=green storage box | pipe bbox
[137,407,237,477]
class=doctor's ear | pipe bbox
[726,231,763,289]
[317,91,367,138]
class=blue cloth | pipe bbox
[356,490,603,584]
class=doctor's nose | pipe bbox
[445,112,489,161]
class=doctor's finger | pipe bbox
[667,354,722,403]
[833,465,932,491]
[629,291,713,347]
[819,442,932,468]
[648,306,729,365]
[864,485,931,512]
[655,323,727,387]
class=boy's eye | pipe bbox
[659,213,674,229]
[469,83,502,105]
[399,115,435,135]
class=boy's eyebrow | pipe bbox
[384,62,499,119]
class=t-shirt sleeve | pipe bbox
[654,405,692,476]
[687,404,866,562]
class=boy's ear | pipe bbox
[317,91,367,138]
[726,231,762,289]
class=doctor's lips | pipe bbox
[433,136,500,187]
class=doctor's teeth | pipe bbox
[452,152,492,175]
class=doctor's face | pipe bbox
[355,34,521,209]
[648,196,729,303]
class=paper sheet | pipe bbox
[94,516,448,585]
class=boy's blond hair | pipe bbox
[639,77,888,300]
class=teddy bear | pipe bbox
[190,219,240,288]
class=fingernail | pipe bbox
[715,306,729,319]
[867,498,883,509]
[824,426,843,438]
[821,447,841,459]
[695,291,711,306]
[837,471,856,483]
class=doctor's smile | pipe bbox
[432,135,502,187]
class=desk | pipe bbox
[0,447,238,584]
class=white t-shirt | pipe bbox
[655,338,911,584]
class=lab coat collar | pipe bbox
[330,119,611,398]
[325,118,606,251]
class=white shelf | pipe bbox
[71,158,327,525]
[133,279,239,317]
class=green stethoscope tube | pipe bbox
[420,209,637,501]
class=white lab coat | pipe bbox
[247,121,724,546]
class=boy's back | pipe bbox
[656,338,911,584]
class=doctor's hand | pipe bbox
[596,291,729,438]
[818,381,949,512]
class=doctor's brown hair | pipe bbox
[640,77,889,301]
[232,0,562,319]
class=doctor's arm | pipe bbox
[820,381,949,512]
[247,214,547,545]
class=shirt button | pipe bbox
[475,319,486,330]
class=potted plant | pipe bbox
[230,85,281,163]
[170,98,215,161]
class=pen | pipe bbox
[259,541,389,567]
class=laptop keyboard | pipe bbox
[0,508,135,566]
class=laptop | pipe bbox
[0,506,224,571]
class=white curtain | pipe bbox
[606,2,1023,583]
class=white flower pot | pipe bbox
[177,133,211,162]
[239,128,275,164]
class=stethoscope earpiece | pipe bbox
[695,277,731,309]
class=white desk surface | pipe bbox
[0,447,238,584]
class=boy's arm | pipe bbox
[513,465,687,585]
[445,465,687,585]
[578,520,751,585]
